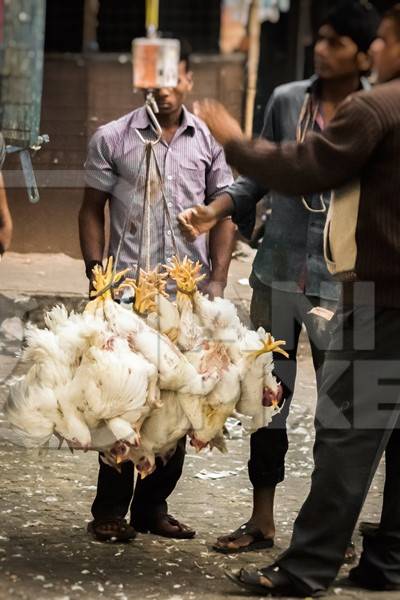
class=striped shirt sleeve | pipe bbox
[84,128,118,193]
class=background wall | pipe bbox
[4,53,245,256]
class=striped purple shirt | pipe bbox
[85,106,233,282]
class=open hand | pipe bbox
[178,204,218,241]
[193,99,244,146]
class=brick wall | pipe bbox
[4,52,245,257]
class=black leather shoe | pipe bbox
[87,518,137,543]
[349,565,400,591]
[132,513,196,539]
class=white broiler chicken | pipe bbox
[147,292,181,342]
[6,378,58,448]
[6,255,288,477]
[129,268,181,343]
[128,324,220,395]
[74,335,158,450]
[186,362,241,452]
[44,304,106,368]
[236,329,286,431]
[177,341,238,451]
[165,256,204,352]
[193,292,243,350]
[6,261,134,453]
[127,390,191,477]
[8,322,93,449]
[27,305,114,450]
[87,260,220,413]
[96,265,219,396]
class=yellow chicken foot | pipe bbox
[138,268,169,297]
[89,257,130,301]
[246,333,289,360]
[165,255,206,295]
[119,274,158,315]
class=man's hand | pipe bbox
[205,280,226,300]
[178,204,218,241]
[193,100,244,146]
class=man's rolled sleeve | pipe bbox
[228,176,268,239]
[84,128,118,193]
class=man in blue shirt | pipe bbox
[200,1,379,554]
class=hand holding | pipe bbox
[178,204,218,241]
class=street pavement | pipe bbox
[0,249,395,600]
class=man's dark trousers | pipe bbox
[277,303,400,594]
[91,437,186,524]
[248,284,336,489]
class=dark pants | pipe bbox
[249,285,336,488]
[91,437,186,524]
[277,304,400,594]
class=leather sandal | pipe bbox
[225,565,309,597]
[87,518,137,542]
[213,521,274,554]
[133,513,196,539]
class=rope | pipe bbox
[0,134,6,170]
[151,148,180,259]
[112,145,148,280]
[135,143,153,285]
[113,96,180,290]
[296,94,327,214]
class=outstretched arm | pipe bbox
[199,97,383,196]
[179,96,383,240]
[207,217,236,299]
[79,187,108,278]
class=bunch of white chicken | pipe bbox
[6,256,287,477]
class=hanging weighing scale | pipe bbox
[98,0,182,298]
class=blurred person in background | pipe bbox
[194,0,379,559]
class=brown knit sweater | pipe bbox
[225,78,400,308]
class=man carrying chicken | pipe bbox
[79,43,235,542]
[182,0,379,557]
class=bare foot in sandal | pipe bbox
[226,565,307,597]
[213,520,275,553]
[214,487,276,553]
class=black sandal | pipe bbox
[213,522,274,554]
[87,518,137,543]
[225,565,308,597]
[359,521,380,537]
[349,564,400,591]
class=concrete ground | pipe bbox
[0,249,394,600]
